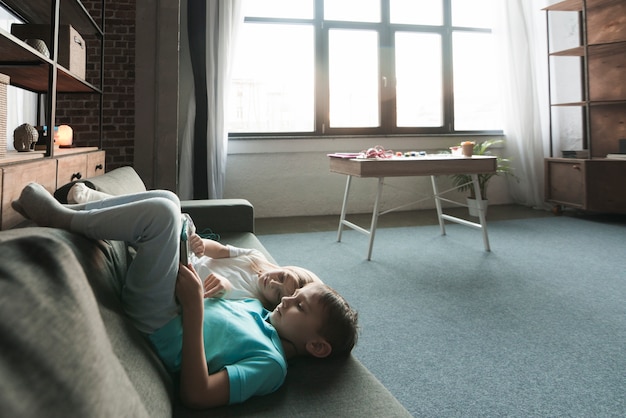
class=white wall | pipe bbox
[224,135,513,218]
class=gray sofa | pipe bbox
[0,167,411,417]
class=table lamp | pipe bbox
[56,124,73,148]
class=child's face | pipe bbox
[257,268,300,306]
[268,283,326,351]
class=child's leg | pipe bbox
[63,190,182,214]
[13,183,182,333]
[76,193,182,333]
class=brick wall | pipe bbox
[56,0,136,171]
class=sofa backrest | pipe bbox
[87,166,148,195]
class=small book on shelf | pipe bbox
[561,150,589,158]
[605,153,626,160]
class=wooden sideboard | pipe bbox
[0,148,105,229]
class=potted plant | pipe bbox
[450,139,516,217]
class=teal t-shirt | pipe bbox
[149,298,287,404]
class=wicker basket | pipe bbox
[0,73,9,158]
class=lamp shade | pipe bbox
[56,125,73,147]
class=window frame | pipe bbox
[229,0,502,139]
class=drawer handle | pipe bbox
[572,165,580,171]
[95,164,103,171]
[74,35,84,50]
[71,172,83,181]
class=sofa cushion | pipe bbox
[0,228,173,418]
[85,166,148,195]
[55,166,147,203]
[175,356,412,417]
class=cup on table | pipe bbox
[461,141,475,157]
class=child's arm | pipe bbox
[189,234,255,259]
[176,263,230,408]
[189,234,230,258]
[203,273,233,298]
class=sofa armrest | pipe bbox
[180,199,255,234]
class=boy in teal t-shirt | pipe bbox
[150,297,287,404]
[12,184,359,409]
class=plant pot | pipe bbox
[467,197,488,217]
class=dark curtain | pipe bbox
[186,0,209,199]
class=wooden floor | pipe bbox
[255,204,553,235]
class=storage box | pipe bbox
[11,24,86,79]
[0,73,8,158]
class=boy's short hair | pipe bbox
[315,284,359,357]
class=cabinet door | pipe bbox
[86,151,106,178]
[57,154,88,185]
[545,159,586,208]
[586,160,626,213]
[1,159,57,229]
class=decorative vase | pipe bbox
[24,39,50,58]
[467,197,488,217]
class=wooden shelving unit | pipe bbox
[544,0,626,214]
[0,1,106,229]
[0,0,104,156]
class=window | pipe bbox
[0,6,38,150]
[229,0,501,137]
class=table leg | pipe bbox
[366,177,384,260]
[337,175,353,242]
[430,175,447,237]
[471,174,491,251]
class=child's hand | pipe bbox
[176,263,204,312]
[189,233,205,257]
[203,273,233,298]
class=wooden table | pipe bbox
[329,155,498,260]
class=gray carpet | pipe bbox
[258,216,626,417]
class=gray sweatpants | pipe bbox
[71,190,182,333]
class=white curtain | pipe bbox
[179,0,243,199]
[494,0,552,210]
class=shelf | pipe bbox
[550,46,584,56]
[0,150,45,165]
[589,100,626,106]
[543,0,582,12]
[0,65,100,94]
[551,101,586,107]
[0,27,100,94]
[550,39,626,58]
[552,100,626,107]
[587,41,626,56]
[0,0,105,158]
[0,0,102,36]
[0,146,100,167]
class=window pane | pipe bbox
[395,32,442,127]
[228,24,314,133]
[324,0,380,22]
[551,106,584,153]
[329,29,379,128]
[243,0,313,19]
[452,32,501,130]
[390,0,442,26]
[451,0,494,28]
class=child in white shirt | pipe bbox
[187,233,321,309]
